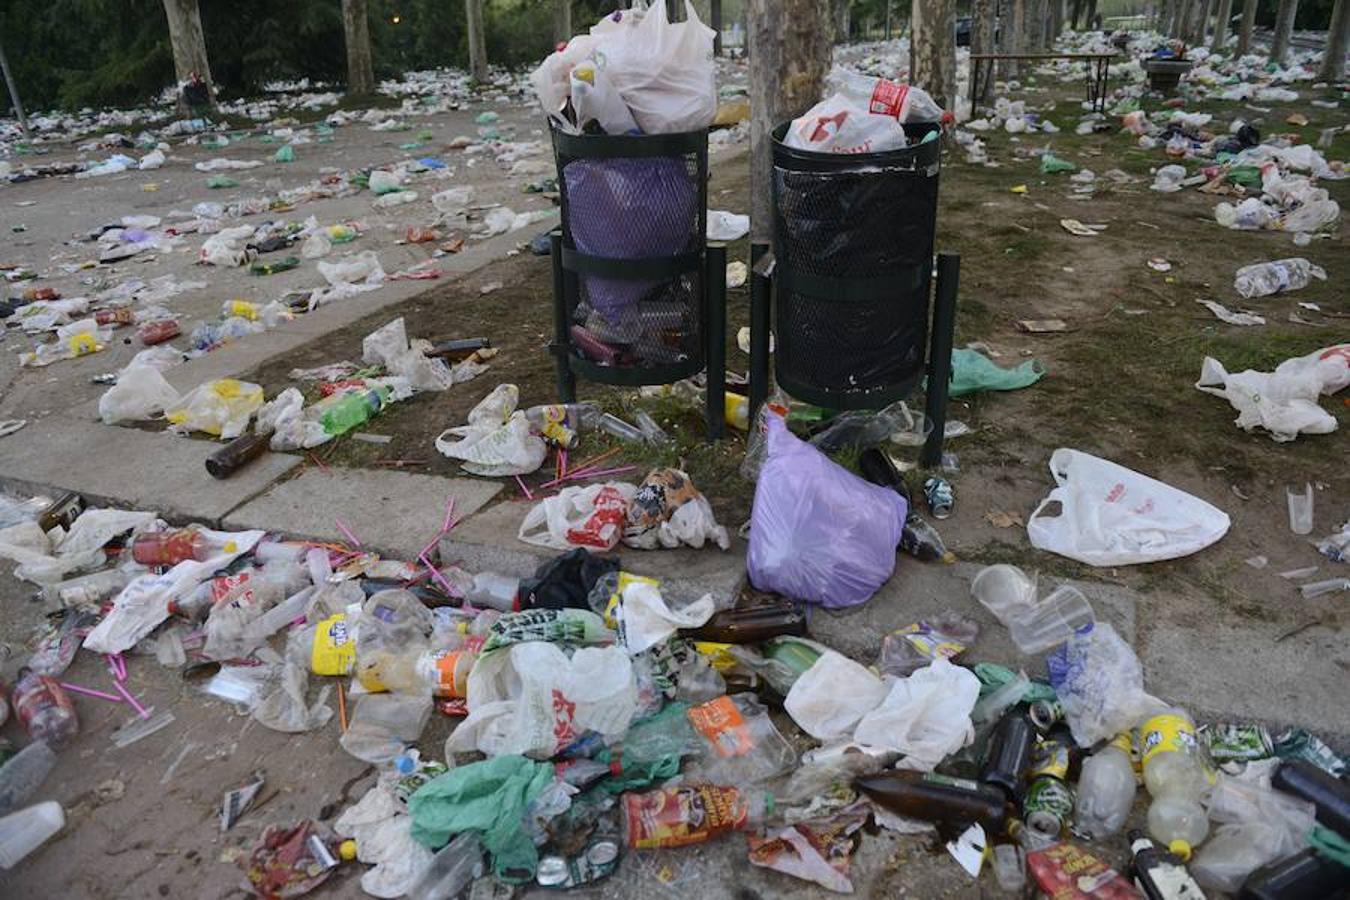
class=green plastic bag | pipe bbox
[207,174,239,189]
[1040,153,1076,174]
[974,663,1058,704]
[409,755,554,883]
[948,349,1045,396]
[273,145,294,163]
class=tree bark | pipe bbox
[1318,0,1349,80]
[1051,0,1064,45]
[553,0,572,46]
[1270,0,1299,65]
[972,0,995,102]
[711,0,723,54]
[911,0,956,107]
[1173,0,1193,36]
[162,0,213,113]
[1210,0,1233,51]
[833,0,851,42]
[1196,0,1216,45]
[1084,0,1097,28]
[465,0,488,83]
[1004,0,1026,78]
[747,0,831,245]
[1237,0,1258,55]
[342,0,375,95]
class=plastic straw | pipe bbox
[60,682,124,703]
[112,679,151,720]
[514,475,533,500]
[334,518,363,548]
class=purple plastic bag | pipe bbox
[747,417,908,608]
[563,155,697,322]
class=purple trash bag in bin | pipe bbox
[747,416,908,608]
[563,155,698,323]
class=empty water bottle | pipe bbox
[0,801,64,869]
[1233,258,1326,299]
[0,742,56,817]
[1075,734,1137,839]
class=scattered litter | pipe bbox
[1197,300,1266,327]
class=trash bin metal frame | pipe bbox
[548,126,725,439]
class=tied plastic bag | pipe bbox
[852,658,982,769]
[946,349,1045,396]
[518,481,638,551]
[1196,343,1349,442]
[784,650,889,741]
[1046,622,1162,746]
[591,1,717,134]
[784,94,908,154]
[98,365,180,424]
[1027,449,1231,566]
[623,468,730,550]
[435,384,547,476]
[165,378,264,439]
[747,416,907,608]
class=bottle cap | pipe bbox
[339,839,357,861]
[1168,839,1192,861]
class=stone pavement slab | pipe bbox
[224,467,501,558]
[0,417,300,525]
[439,497,748,604]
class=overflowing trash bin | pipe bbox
[548,127,726,439]
[749,121,958,465]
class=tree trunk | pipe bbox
[1005,0,1026,77]
[886,0,894,40]
[1196,0,1215,45]
[1237,0,1258,55]
[972,0,995,102]
[711,0,723,54]
[553,0,572,46]
[342,0,375,95]
[1270,0,1299,64]
[465,0,488,83]
[162,0,214,113]
[1211,0,1233,51]
[911,0,956,106]
[833,0,851,42]
[747,0,831,245]
[1051,0,1064,45]
[1173,0,1192,37]
[1318,0,1349,80]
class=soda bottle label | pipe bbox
[1140,714,1197,767]
[622,785,747,849]
[427,649,472,698]
[310,614,356,675]
[688,696,752,758]
[867,78,911,118]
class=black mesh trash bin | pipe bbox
[548,126,726,438]
[749,121,959,465]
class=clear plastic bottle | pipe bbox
[1076,733,1137,839]
[406,833,483,900]
[1140,710,1210,859]
[824,68,945,122]
[1232,258,1325,299]
[0,801,64,869]
[0,742,56,817]
[463,573,519,612]
[41,570,130,608]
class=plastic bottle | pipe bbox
[463,573,519,612]
[856,770,1009,832]
[1129,829,1207,900]
[406,833,484,900]
[901,514,956,563]
[522,403,597,448]
[41,570,130,608]
[0,801,65,869]
[1141,710,1210,859]
[9,673,78,748]
[1075,733,1137,839]
[1237,848,1349,899]
[136,319,180,345]
[595,413,645,443]
[318,387,388,437]
[824,68,945,122]
[249,256,300,276]
[621,783,772,849]
[0,742,56,817]
[1271,760,1350,835]
[1233,258,1325,299]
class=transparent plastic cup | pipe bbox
[970,565,1038,626]
[1287,483,1314,535]
[1008,586,1096,654]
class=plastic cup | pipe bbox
[971,564,1038,626]
[1008,585,1096,654]
[1286,483,1314,536]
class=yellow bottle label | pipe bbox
[227,300,259,320]
[310,614,356,676]
[1140,714,1197,767]
[68,333,99,355]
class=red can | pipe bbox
[95,307,135,327]
[137,319,181,345]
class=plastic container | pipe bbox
[992,843,1026,892]
[0,801,64,869]
[9,673,78,748]
[971,564,1038,624]
[0,742,56,817]
[463,573,519,612]
[406,833,483,900]
[338,693,433,765]
[1286,484,1314,535]
[41,570,130,608]
[1007,586,1095,654]
[685,693,796,785]
[1140,710,1210,859]
[132,529,217,566]
[1076,735,1137,839]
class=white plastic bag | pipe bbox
[784,93,908,154]
[165,378,264,439]
[1027,449,1231,566]
[318,250,386,287]
[518,482,638,550]
[707,210,749,242]
[784,650,889,741]
[436,384,546,476]
[252,661,333,733]
[98,366,180,425]
[362,318,453,392]
[1046,622,1162,747]
[592,1,716,134]
[852,658,981,769]
[570,62,640,134]
[619,581,715,654]
[1196,343,1349,442]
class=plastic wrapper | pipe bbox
[877,613,978,677]
[165,379,264,439]
[1196,342,1349,443]
[435,384,547,477]
[684,693,796,785]
[747,416,907,608]
[747,802,870,893]
[852,658,981,769]
[1046,622,1163,746]
[518,482,638,551]
[253,662,333,734]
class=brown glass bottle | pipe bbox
[682,599,807,643]
[1271,760,1350,836]
[426,337,491,360]
[856,770,1009,832]
[1238,848,1349,900]
[206,433,270,479]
